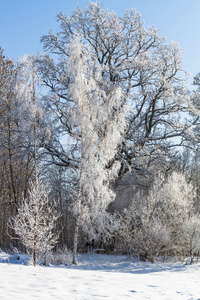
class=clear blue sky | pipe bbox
[0,0,200,87]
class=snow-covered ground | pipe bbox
[0,252,200,299]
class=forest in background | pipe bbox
[1,2,200,265]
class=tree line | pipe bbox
[1,2,200,265]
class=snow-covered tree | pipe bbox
[14,55,51,176]
[36,2,198,184]
[9,178,60,266]
[0,50,42,247]
[120,172,197,261]
[59,37,128,264]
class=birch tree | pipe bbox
[43,36,128,264]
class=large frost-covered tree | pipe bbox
[53,37,128,264]
[36,2,198,183]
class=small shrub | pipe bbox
[45,247,72,265]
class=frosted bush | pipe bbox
[45,247,72,265]
[119,172,197,261]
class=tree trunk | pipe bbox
[33,245,36,267]
[72,220,79,265]
[72,173,82,265]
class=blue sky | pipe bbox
[1,0,200,87]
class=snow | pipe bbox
[0,252,200,299]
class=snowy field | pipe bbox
[0,252,200,299]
